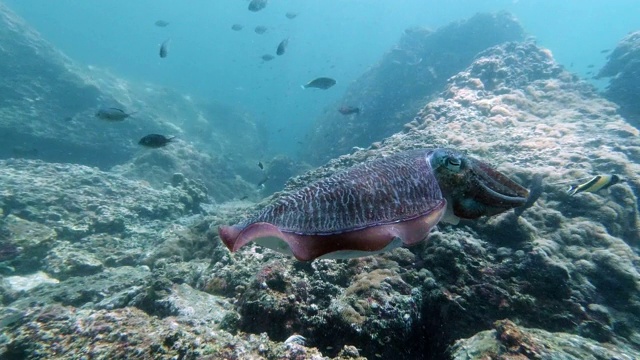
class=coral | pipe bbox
[260,155,311,195]
[450,319,640,359]
[1,10,640,360]
[42,241,104,280]
[217,39,640,358]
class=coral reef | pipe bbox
[450,319,639,359]
[0,159,210,276]
[203,41,640,359]
[1,8,640,359]
[303,12,524,165]
[111,143,256,203]
[259,155,311,195]
[597,31,640,127]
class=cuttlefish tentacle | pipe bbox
[432,150,529,220]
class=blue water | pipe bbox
[5,0,639,157]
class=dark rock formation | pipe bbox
[302,12,524,165]
[597,31,640,127]
[0,3,266,201]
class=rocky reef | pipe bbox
[0,2,267,201]
[303,12,524,165]
[450,319,639,359]
[598,31,640,128]
[201,41,640,358]
[0,160,363,359]
[1,5,640,360]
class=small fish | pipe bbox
[254,25,268,35]
[600,49,610,53]
[258,161,264,170]
[240,195,249,201]
[302,77,336,90]
[159,39,170,58]
[154,20,169,27]
[138,134,175,148]
[248,0,267,12]
[231,24,243,31]
[257,175,269,188]
[587,64,595,68]
[95,107,136,121]
[338,106,360,115]
[567,174,622,196]
[261,54,275,62]
[276,38,289,56]
[285,12,298,19]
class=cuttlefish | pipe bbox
[219,148,529,261]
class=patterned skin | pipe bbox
[219,148,528,261]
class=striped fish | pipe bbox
[567,175,622,196]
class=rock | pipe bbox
[0,215,56,273]
[450,319,640,359]
[303,12,524,164]
[0,160,224,269]
[259,155,311,195]
[0,3,266,200]
[210,40,640,358]
[326,268,422,358]
[1,7,639,358]
[4,271,59,292]
[152,283,237,327]
[111,142,255,202]
[42,242,104,280]
[8,266,151,310]
[597,31,640,127]
[1,305,336,359]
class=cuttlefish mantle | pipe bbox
[219,148,529,261]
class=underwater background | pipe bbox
[0,1,640,359]
[3,0,639,157]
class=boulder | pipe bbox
[303,12,524,164]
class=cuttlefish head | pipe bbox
[429,148,529,221]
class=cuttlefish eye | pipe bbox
[445,157,462,171]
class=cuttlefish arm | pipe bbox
[430,149,529,220]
